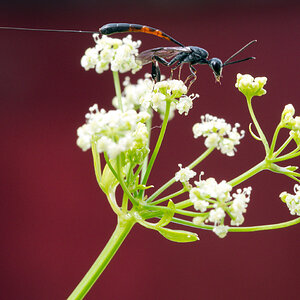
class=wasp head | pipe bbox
[208,58,223,83]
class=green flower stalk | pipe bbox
[68,35,300,299]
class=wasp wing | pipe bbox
[137,47,191,65]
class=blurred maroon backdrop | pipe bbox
[0,1,299,299]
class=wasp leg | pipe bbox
[151,56,169,82]
[169,61,183,80]
[178,64,184,80]
[184,64,197,90]
[152,55,172,81]
[151,58,161,82]
[154,56,184,81]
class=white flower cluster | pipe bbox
[139,79,196,117]
[112,74,154,111]
[280,184,300,216]
[76,104,150,159]
[139,79,186,111]
[175,164,197,183]
[229,187,252,225]
[281,104,300,131]
[235,73,267,98]
[192,114,245,156]
[113,76,196,119]
[81,34,142,74]
[176,94,199,116]
[190,174,251,238]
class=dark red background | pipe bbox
[0,1,299,299]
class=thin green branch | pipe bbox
[139,101,171,196]
[174,199,193,210]
[91,140,102,186]
[151,188,186,205]
[147,147,215,203]
[272,135,294,158]
[246,97,270,153]
[104,153,139,207]
[112,71,123,111]
[228,160,267,187]
[171,216,300,232]
[269,124,281,155]
[273,148,300,162]
[141,110,152,182]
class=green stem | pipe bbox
[269,124,281,155]
[91,140,102,186]
[121,193,128,212]
[229,160,267,187]
[91,142,122,215]
[174,209,207,218]
[151,188,186,205]
[171,216,300,232]
[147,147,214,203]
[113,71,123,112]
[187,146,215,169]
[272,135,294,158]
[141,111,152,182]
[273,146,300,162]
[139,101,171,196]
[175,199,193,209]
[67,217,135,300]
[247,97,270,153]
[227,217,300,232]
[104,153,139,207]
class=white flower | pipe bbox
[193,176,232,202]
[193,200,210,212]
[81,34,142,75]
[112,74,154,111]
[190,175,232,215]
[280,184,300,216]
[190,172,252,237]
[213,225,229,238]
[281,104,295,121]
[229,187,252,225]
[280,104,300,132]
[193,114,244,156]
[76,104,150,159]
[175,164,196,183]
[209,207,225,224]
[154,79,187,97]
[176,94,199,116]
[139,79,188,113]
[235,73,267,98]
[81,48,99,71]
[192,216,207,226]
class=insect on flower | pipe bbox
[100,23,256,88]
[0,22,257,89]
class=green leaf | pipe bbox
[155,200,175,228]
[100,159,119,194]
[285,165,299,172]
[136,184,154,191]
[158,227,199,243]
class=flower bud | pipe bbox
[235,73,267,98]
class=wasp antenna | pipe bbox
[0,26,98,34]
[223,56,256,67]
[223,40,257,66]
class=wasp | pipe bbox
[100,23,257,88]
[0,23,256,88]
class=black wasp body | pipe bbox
[100,23,256,88]
[0,23,256,88]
